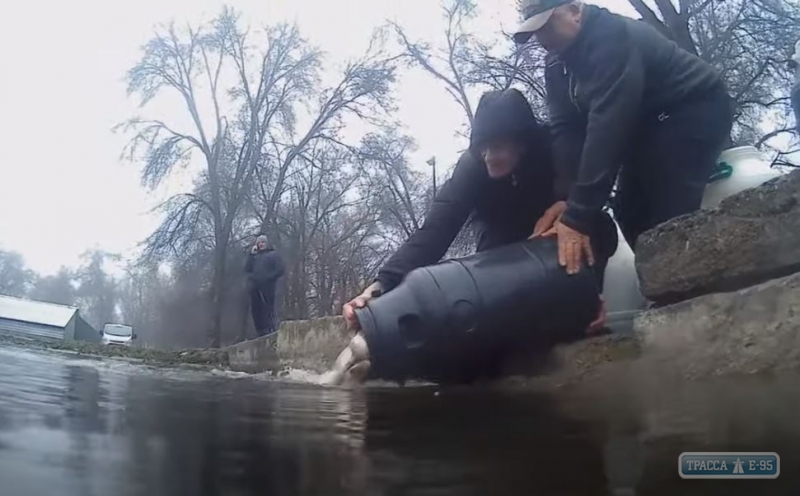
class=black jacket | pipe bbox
[377,150,552,293]
[245,248,285,290]
[546,5,727,234]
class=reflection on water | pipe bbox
[0,346,798,496]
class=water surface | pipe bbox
[0,345,797,495]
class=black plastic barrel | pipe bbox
[356,236,602,384]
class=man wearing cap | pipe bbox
[245,235,285,337]
[517,1,734,272]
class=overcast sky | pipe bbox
[0,0,634,276]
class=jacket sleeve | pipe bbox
[376,152,483,293]
[560,26,645,234]
[545,61,588,202]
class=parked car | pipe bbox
[100,323,137,346]
[602,146,785,334]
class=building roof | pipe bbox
[0,294,78,328]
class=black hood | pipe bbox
[469,89,543,156]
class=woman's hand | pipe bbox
[342,282,383,330]
[531,201,567,238]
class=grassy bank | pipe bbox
[0,333,229,368]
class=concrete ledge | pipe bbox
[635,270,800,379]
[226,332,278,373]
[225,317,352,373]
[225,268,800,382]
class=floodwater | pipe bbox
[0,346,799,496]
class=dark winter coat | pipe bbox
[545,4,728,234]
[376,89,618,293]
[245,248,285,292]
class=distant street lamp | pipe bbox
[426,156,437,197]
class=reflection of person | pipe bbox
[791,40,800,134]
[343,88,617,332]
[245,235,285,337]
[514,0,734,264]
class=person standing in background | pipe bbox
[245,235,285,337]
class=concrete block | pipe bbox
[636,169,800,303]
[635,271,800,379]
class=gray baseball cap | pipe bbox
[513,0,573,44]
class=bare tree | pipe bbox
[0,250,33,298]
[269,142,379,318]
[122,8,396,346]
[75,250,120,329]
[30,268,77,306]
[358,131,428,241]
[117,264,170,345]
[390,0,481,128]
[121,10,323,346]
[255,39,398,238]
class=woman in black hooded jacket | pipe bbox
[343,88,618,329]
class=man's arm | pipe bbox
[376,152,483,293]
[545,59,588,202]
[560,26,645,234]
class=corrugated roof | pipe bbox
[0,294,78,328]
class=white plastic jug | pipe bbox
[701,146,784,209]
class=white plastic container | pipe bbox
[602,222,645,334]
[603,146,784,334]
[701,146,784,209]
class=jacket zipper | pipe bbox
[554,59,582,113]
[565,64,581,112]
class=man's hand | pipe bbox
[542,221,594,275]
[531,201,568,238]
[587,295,607,335]
[342,282,383,330]
[250,245,259,254]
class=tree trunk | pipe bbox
[208,243,227,348]
[237,279,251,343]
